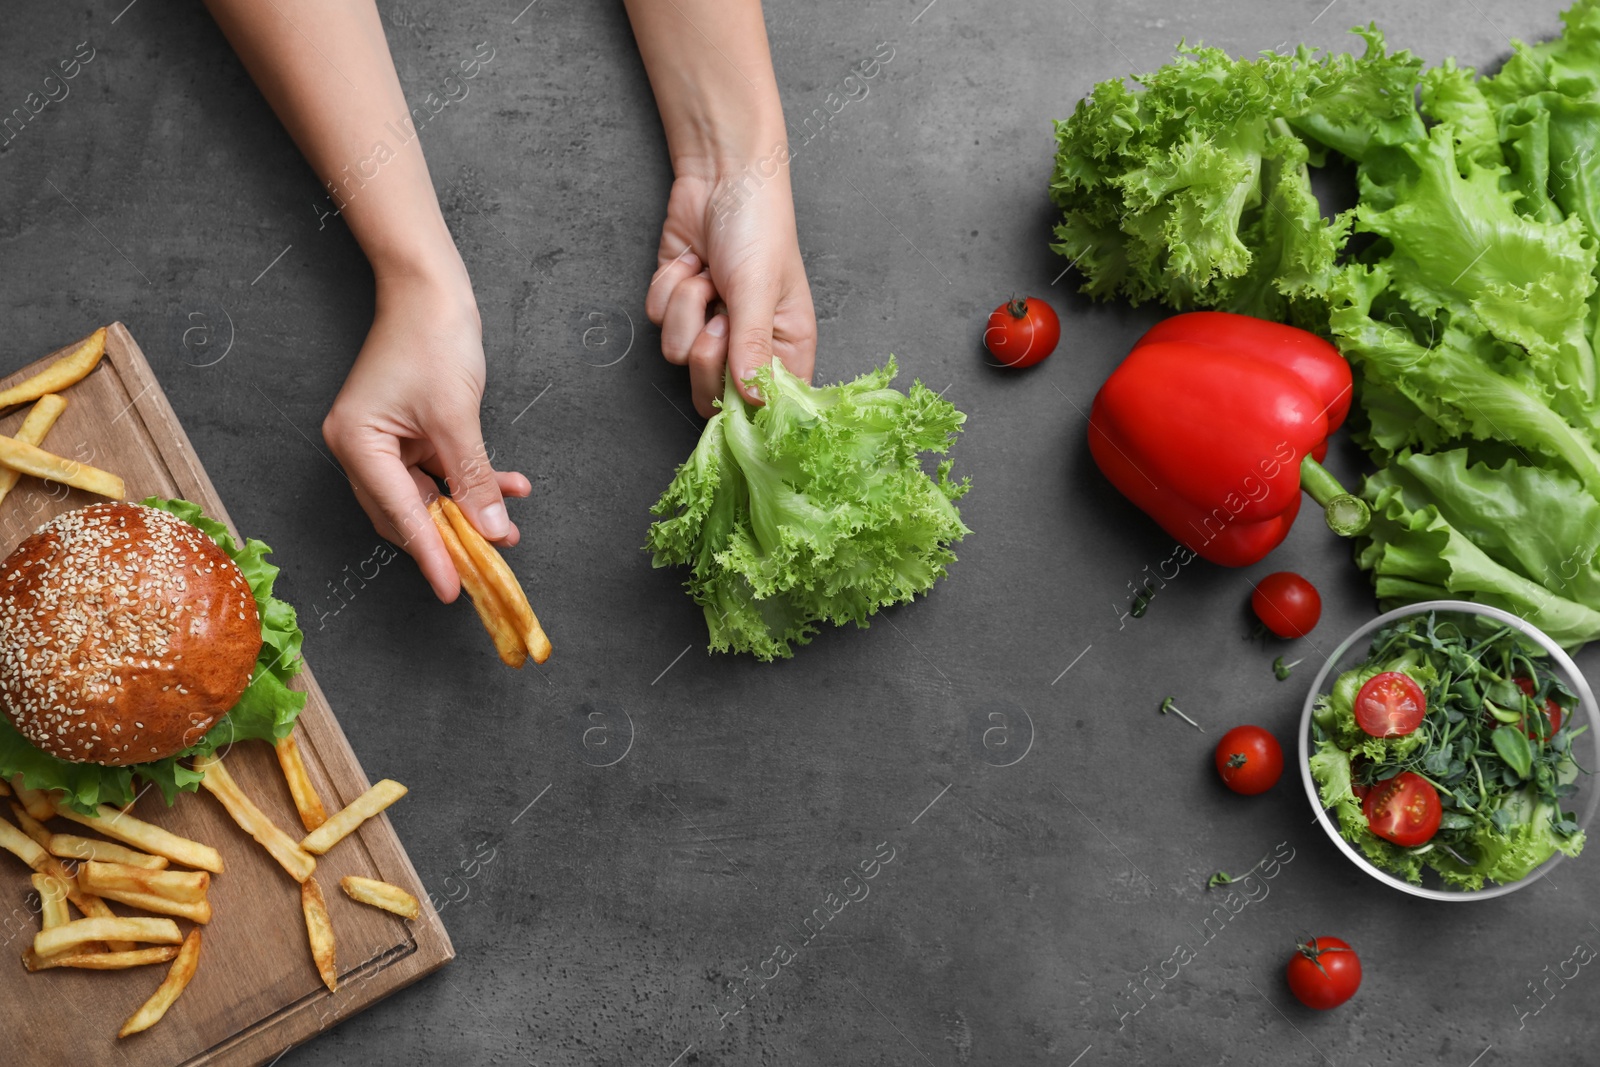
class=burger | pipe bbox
[0,499,305,814]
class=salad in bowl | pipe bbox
[1302,602,1598,899]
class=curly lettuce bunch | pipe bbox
[646,359,969,661]
[1049,26,1423,325]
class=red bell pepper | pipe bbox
[1088,311,1367,567]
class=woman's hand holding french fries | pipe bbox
[428,496,552,667]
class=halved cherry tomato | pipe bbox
[1512,675,1564,738]
[1251,572,1321,639]
[1286,936,1361,1010]
[1214,725,1283,795]
[1353,671,1426,737]
[984,297,1060,368]
[1361,771,1441,847]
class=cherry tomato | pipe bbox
[1361,771,1441,847]
[1286,936,1361,1010]
[1250,572,1321,638]
[1512,675,1564,738]
[984,297,1060,368]
[1353,671,1427,737]
[1214,725,1283,795]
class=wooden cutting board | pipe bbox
[1,323,453,1065]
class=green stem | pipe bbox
[1299,454,1370,537]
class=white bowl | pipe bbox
[1298,600,1600,901]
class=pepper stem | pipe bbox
[1299,454,1370,537]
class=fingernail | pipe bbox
[479,500,510,539]
[705,315,727,338]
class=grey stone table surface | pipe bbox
[4,0,1598,1064]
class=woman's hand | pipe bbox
[321,270,530,603]
[623,0,816,418]
[645,167,817,417]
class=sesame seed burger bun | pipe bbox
[0,502,262,766]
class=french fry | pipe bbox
[0,327,105,410]
[23,871,107,966]
[301,877,337,992]
[54,804,223,873]
[85,886,211,925]
[0,393,67,508]
[274,734,328,833]
[80,861,209,904]
[9,802,52,849]
[192,753,315,882]
[39,856,102,917]
[34,916,180,958]
[119,928,201,1038]
[49,833,169,870]
[0,435,123,499]
[299,779,408,855]
[75,893,137,952]
[428,499,525,668]
[440,496,552,663]
[11,780,55,822]
[0,813,93,915]
[31,872,71,932]
[6,806,86,903]
[339,875,421,920]
[0,813,49,871]
[24,945,178,972]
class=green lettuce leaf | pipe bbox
[1048,26,1420,322]
[1358,451,1600,646]
[1329,264,1600,494]
[1308,742,1427,883]
[1427,793,1587,890]
[0,499,306,814]
[1349,123,1599,406]
[646,359,969,661]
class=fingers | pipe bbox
[497,470,532,498]
[660,272,716,367]
[645,249,702,326]
[725,281,781,406]
[433,422,518,548]
[333,432,460,603]
[421,456,530,500]
[774,283,819,385]
[688,313,730,418]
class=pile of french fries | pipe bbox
[0,326,125,501]
[1,734,420,1040]
[429,496,552,667]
